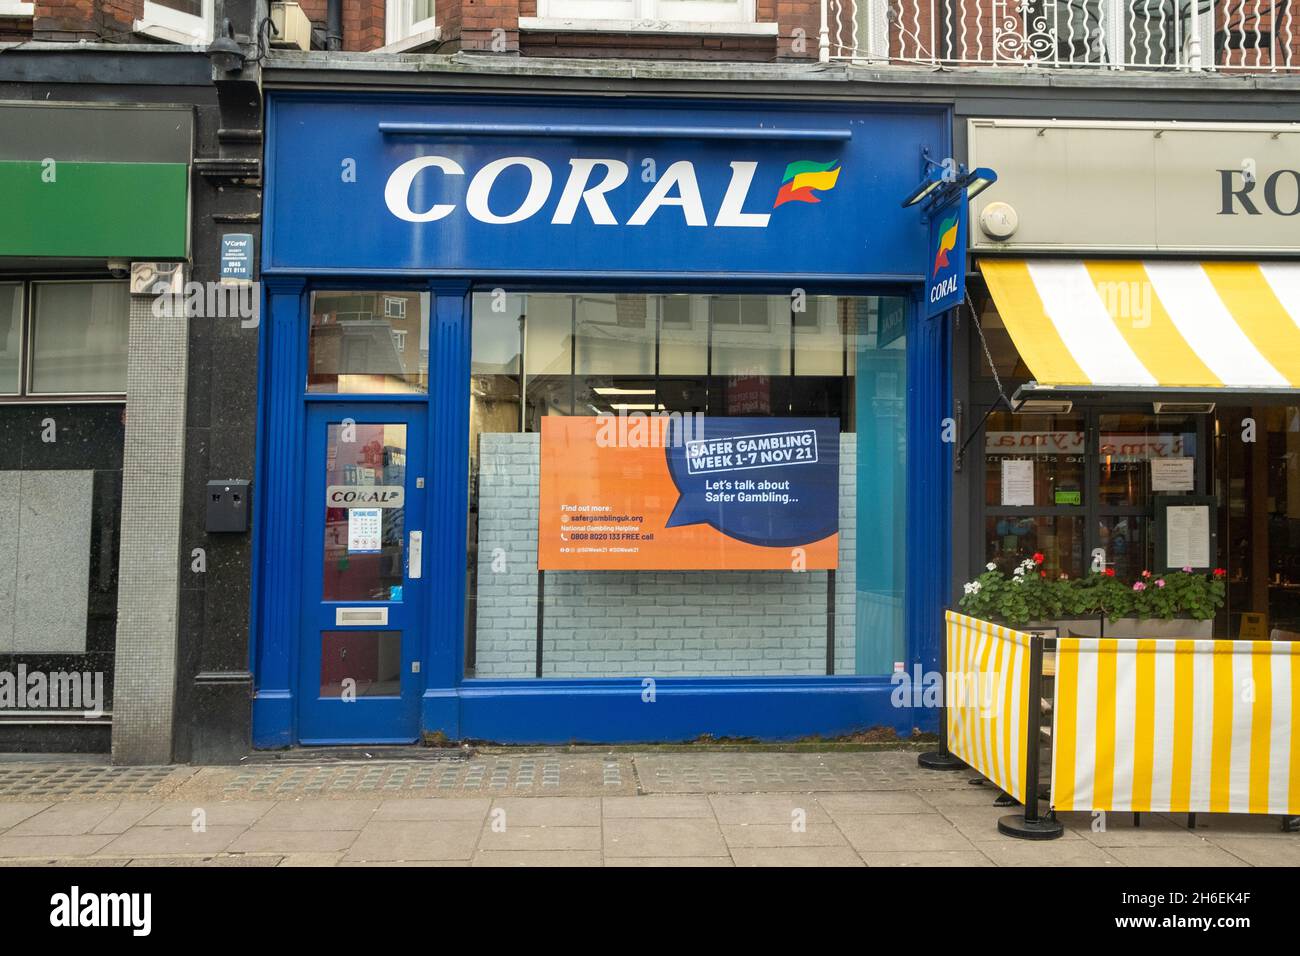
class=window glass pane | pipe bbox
[154,0,202,15]
[323,423,407,601]
[711,295,791,377]
[29,281,129,394]
[320,631,402,698]
[0,283,19,395]
[465,291,905,679]
[1098,515,1151,582]
[1098,412,1198,507]
[984,411,1086,507]
[575,294,654,376]
[414,0,434,21]
[986,515,1086,578]
[308,291,429,394]
[657,294,706,376]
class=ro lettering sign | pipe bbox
[1219,168,1300,217]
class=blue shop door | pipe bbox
[297,404,427,743]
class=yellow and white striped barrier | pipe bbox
[945,611,1033,804]
[1051,638,1300,815]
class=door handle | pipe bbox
[409,530,423,579]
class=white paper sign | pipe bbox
[1001,459,1035,506]
[348,508,382,553]
[1166,505,1210,569]
[1151,457,1195,492]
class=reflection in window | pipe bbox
[323,423,407,602]
[29,282,129,395]
[320,631,402,698]
[308,291,429,394]
[984,411,1087,509]
[0,284,19,395]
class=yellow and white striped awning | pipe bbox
[980,259,1300,390]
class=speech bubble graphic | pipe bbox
[664,416,840,548]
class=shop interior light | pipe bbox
[593,387,657,396]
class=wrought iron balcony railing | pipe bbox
[818,0,1296,71]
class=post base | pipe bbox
[917,751,966,770]
[997,812,1064,840]
[993,790,1018,807]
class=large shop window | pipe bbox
[0,280,130,399]
[466,291,907,678]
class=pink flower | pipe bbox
[1156,579,1166,588]
[1141,570,1152,579]
[1182,566,1193,573]
[1133,582,1146,592]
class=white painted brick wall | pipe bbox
[473,431,858,677]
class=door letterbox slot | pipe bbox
[335,607,389,626]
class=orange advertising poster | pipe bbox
[538,415,840,571]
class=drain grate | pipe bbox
[0,765,178,799]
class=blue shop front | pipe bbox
[252,91,953,747]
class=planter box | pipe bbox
[1028,618,1213,640]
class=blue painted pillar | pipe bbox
[422,281,471,737]
[251,277,307,748]
[904,300,953,733]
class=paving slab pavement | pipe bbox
[0,750,1294,867]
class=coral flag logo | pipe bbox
[773,161,841,208]
[933,213,959,276]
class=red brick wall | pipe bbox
[34,0,142,41]
[775,0,818,60]
[522,30,773,61]
[297,0,385,51]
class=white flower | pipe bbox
[964,581,982,595]
[986,562,997,572]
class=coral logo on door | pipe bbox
[773,161,842,207]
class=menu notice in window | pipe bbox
[538,416,840,571]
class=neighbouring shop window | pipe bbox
[1216,405,1300,640]
[308,291,430,394]
[984,410,1088,578]
[0,283,19,395]
[466,291,906,679]
[0,280,132,398]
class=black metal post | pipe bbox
[998,633,1064,839]
[825,570,836,676]
[534,569,545,679]
[918,611,965,770]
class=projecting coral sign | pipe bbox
[539,415,839,571]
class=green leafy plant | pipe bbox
[959,556,1226,627]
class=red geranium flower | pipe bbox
[1104,568,1115,577]
[1032,552,1045,564]
[1040,571,1047,579]
[1213,568,1226,577]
